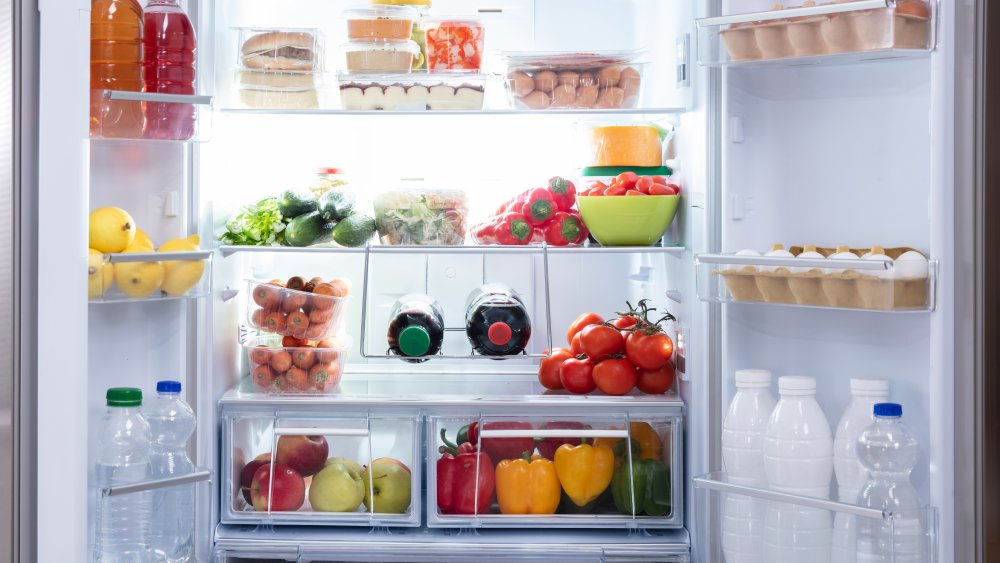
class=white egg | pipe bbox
[793,245,825,274]
[894,250,929,278]
[762,244,793,272]
[734,248,762,272]
[827,246,859,275]
[861,245,894,279]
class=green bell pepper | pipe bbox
[612,458,671,517]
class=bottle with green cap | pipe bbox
[387,294,444,362]
[94,387,153,561]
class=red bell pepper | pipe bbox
[437,428,496,515]
[521,188,556,226]
[468,421,535,461]
[472,221,497,245]
[494,212,532,245]
[567,210,589,244]
[494,189,531,216]
[547,177,576,211]
[544,212,584,246]
[535,421,586,460]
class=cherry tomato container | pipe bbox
[424,18,484,71]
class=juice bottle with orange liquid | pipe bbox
[143,0,197,141]
[90,0,145,138]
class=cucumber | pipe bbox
[278,190,318,219]
[319,188,356,222]
[284,211,333,247]
[332,213,376,247]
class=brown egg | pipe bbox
[551,84,576,107]
[509,71,535,97]
[557,70,580,88]
[521,90,552,109]
[574,85,599,108]
[619,66,642,100]
[533,70,558,93]
[595,87,625,109]
[596,65,624,87]
[578,72,596,87]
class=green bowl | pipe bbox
[577,195,680,246]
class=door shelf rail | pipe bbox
[101,467,212,497]
[89,250,214,305]
[218,243,686,258]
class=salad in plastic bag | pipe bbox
[373,189,468,245]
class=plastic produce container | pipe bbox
[344,5,418,41]
[373,189,468,245]
[499,51,644,110]
[242,333,351,395]
[579,166,674,191]
[245,279,350,340]
[424,18,484,71]
[336,71,486,110]
[343,40,420,73]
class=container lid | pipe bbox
[487,322,512,346]
[107,387,142,407]
[581,166,674,178]
[850,378,889,395]
[734,369,771,387]
[344,5,418,20]
[423,17,483,26]
[399,325,431,357]
[156,380,182,393]
[778,376,816,393]
[873,402,902,417]
[499,50,645,68]
[375,0,431,6]
[342,39,420,55]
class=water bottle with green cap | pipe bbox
[387,294,444,362]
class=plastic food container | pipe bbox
[245,279,350,340]
[373,189,468,245]
[576,195,680,247]
[424,18,484,71]
[235,69,320,109]
[371,0,430,68]
[243,333,351,395]
[500,51,644,110]
[343,40,420,73]
[345,5,417,41]
[580,166,674,190]
[237,28,324,72]
[336,71,486,110]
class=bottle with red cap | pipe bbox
[465,283,532,356]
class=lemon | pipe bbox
[113,244,164,299]
[158,234,205,296]
[133,228,154,250]
[89,207,136,253]
[87,248,114,298]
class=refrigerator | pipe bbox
[31,0,980,561]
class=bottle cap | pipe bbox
[106,387,142,407]
[487,322,512,346]
[873,402,902,417]
[778,376,816,394]
[398,325,431,357]
[850,378,889,395]
[156,380,182,393]
[735,369,771,388]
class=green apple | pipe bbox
[361,458,412,514]
[308,460,364,512]
[325,457,363,476]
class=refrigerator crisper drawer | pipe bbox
[427,411,683,528]
[221,408,422,527]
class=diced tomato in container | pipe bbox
[424,18,484,71]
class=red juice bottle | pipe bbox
[143,0,196,140]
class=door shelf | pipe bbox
[90,90,214,142]
[88,250,213,304]
[694,472,938,562]
[695,0,934,67]
[695,253,936,312]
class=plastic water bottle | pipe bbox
[721,369,775,563]
[832,379,890,563]
[145,381,196,563]
[93,388,152,562]
[387,294,445,362]
[855,403,927,563]
[763,376,833,563]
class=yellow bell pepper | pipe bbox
[553,443,614,507]
[495,454,561,515]
[593,422,663,461]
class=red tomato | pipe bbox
[665,183,682,195]
[571,331,585,355]
[636,362,676,394]
[592,358,638,396]
[610,315,640,331]
[589,181,608,192]
[566,312,604,345]
[609,177,622,189]
[560,357,596,394]
[625,331,675,371]
[651,175,667,184]
[635,177,654,194]
[580,324,625,359]
[605,186,627,196]
[538,348,573,390]
[649,183,679,196]
[616,171,639,190]
[625,190,645,196]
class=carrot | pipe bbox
[250,308,270,328]
[287,311,309,338]
[286,276,305,291]
[282,291,308,313]
[327,278,351,297]
[271,375,288,393]
[249,345,271,366]
[282,335,306,347]
[264,312,287,334]
[252,284,280,309]
[291,348,315,370]
[310,361,342,391]
[252,365,274,389]
[286,367,310,390]
[270,350,292,372]
[314,340,339,363]
[308,308,334,323]
[310,284,337,311]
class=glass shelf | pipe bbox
[219,243,685,257]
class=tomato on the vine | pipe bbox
[610,315,640,331]
[570,332,586,355]
[636,362,675,394]
[566,312,604,346]
[593,358,638,396]
[560,357,596,394]
[625,330,674,371]
[538,348,573,390]
[580,324,625,359]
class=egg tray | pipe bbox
[720,5,930,62]
[714,246,930,311]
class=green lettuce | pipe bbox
[219,197,286,246]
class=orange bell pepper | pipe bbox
[495,454,561,515]
[553,443,615,507]
[593,422,663,461]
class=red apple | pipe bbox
[368,457,411,475]
[274,435,329,477]
[250,463,305,512]
[240,453,271,504]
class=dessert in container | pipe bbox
[343,39,420,73]
[345,5,418,41]
[500,50,644,110]
[336,71,486,110]
[424,18,484,71]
